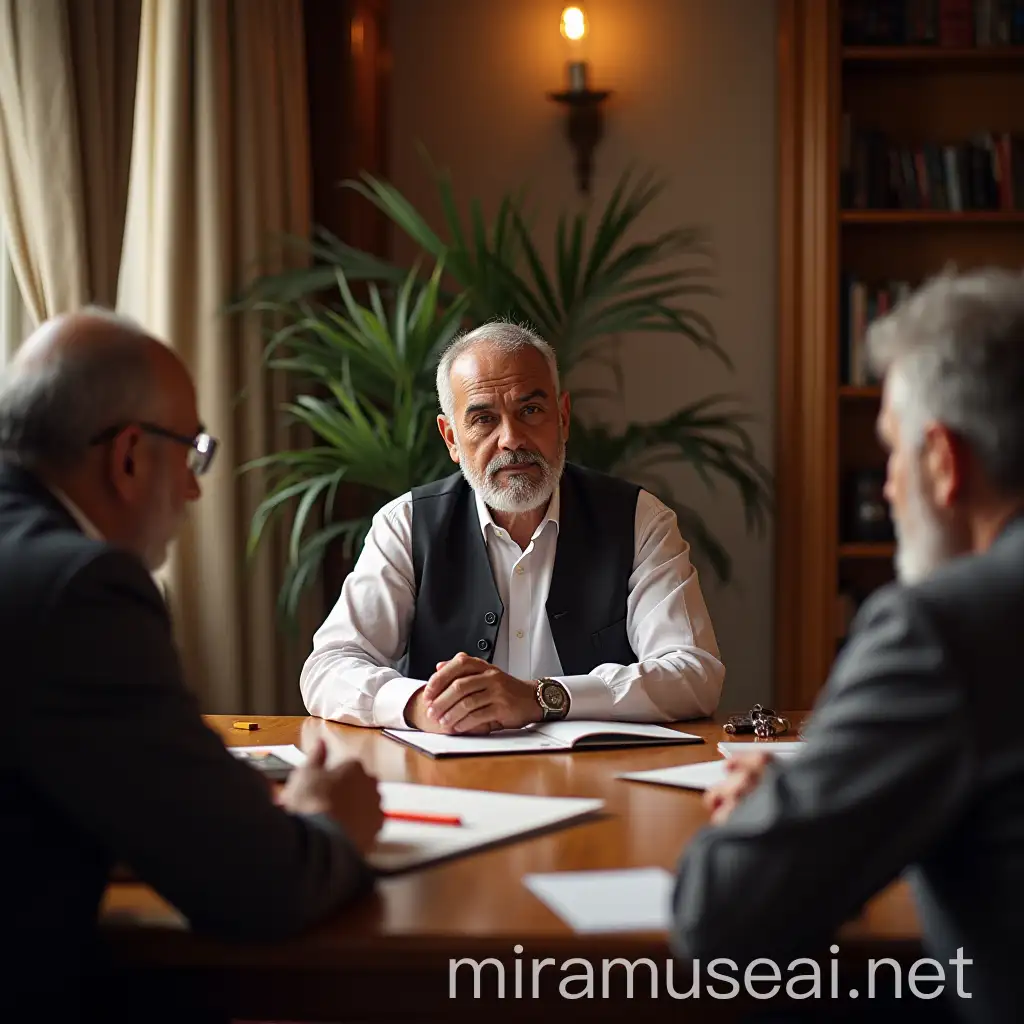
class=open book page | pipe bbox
[383,727,567,757]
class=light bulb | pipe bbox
[560,6,588,42]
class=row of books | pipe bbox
[842,122,1024,211]
[839,276,914,385]
[843,0,1024,46]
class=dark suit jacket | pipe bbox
[0,462,369,1017]
[672,514,1024,1023]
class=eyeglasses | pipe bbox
[723,704,792,739]
[89,422,218,476]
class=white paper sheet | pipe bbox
[523,868,674,933]
[226,744,604,874]
[717,741,805,759]
[372,783,603,874]
[618,759,731,791]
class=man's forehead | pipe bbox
[450,345,553,398]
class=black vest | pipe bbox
[401,462,639,679]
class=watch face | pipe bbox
[542,683,566,710]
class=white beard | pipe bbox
[456,431,566,514]
[894,463,961,584]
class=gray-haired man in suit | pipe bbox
[0,311,383,1021]
[672,268,1024,1023]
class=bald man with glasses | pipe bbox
[0,311,382,1022]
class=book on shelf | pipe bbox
[841,119,1024,212]
[839,275,913,385]
[843,0,1024,47]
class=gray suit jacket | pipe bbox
[0,463,370,1017]
[672,513,1024,1023]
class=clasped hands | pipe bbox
[405,652,543,735]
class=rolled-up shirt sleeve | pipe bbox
[556,491,725,722]
[299,494,424,729]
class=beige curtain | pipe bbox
[118,0,317,713]
[0,0,140,323]
[0,224,31,363]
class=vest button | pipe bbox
[484,611,497,625]
[477,638,490,651]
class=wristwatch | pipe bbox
[535,677,570,721]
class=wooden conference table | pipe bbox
[99,715,922,1021]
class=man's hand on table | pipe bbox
[703,752,772,824]
[403,652,544,734]
[276,739,384,854]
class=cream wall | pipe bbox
[389,0,778,710]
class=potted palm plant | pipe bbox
[244,261,468,618]
[240,168,771,615]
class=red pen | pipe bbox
[384,810,463,827]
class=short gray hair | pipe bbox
[866,267,1024,495]
[435,320,560,421]
[0,310,157,471]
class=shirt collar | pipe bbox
[49,486,104,541]
[474,483,561,543]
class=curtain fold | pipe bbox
[118,0,317,713]
[0,222,31,364]
[0,0,140,323]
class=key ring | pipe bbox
[723,703,791,739]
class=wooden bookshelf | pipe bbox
[843,45,1024,68]
[839,542,896,559]
[841,210,1024,224]
[776,0,1024,708]
[839,385,882,399]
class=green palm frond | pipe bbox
[566,396,772,582]
[239,261,461,617]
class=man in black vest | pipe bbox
[302,321,724,733]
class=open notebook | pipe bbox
[383,719,703,759]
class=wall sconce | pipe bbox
[547,5,610,195]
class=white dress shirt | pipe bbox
[300,486,725,729]
[50,486,103,540]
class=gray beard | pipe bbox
[456,434,566,514]
[894,470,961,584]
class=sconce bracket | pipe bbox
[547,89,611,194]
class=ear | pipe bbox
[558,391,571,442]
[106,426,143,500]
[922,422,962,508]
[437,414,460,464]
